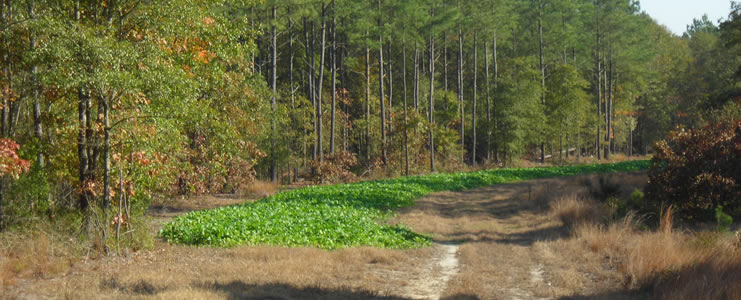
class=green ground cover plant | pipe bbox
[160,160,650,249]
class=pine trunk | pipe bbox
[330,10,337,154]
[365,31,371,163]
[484,39,491,162]
[538,6,546,164]
[596,28,602,160]
[388,43,393,141]
[429,33,435,173]
[414,44,419,112]
[316,5,327,162]
[402,38,410,176]
[29,0,43,167]
[458,29,464,161]
[271,6,278,181]
[378,0,386,165]
[472,33,477,166]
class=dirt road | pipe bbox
[3,172,646,299]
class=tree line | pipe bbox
[0,0,739,237]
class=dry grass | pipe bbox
[3,244,435,299]
[655,248,741,300]
[0,229,80,288]
[566,199,741,299]
[242,180,281,198]
[551,195,609,228]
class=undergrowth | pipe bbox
[160,160,649,249]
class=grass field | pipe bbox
[160,160,650,249]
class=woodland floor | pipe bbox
[2,172,650,300]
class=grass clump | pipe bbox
[160,160,649,249]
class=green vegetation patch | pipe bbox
[160,160,649,249]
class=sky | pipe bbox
[640,0,733,35]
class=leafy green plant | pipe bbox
[716,206,733,232]
[630,189,645,207]
[160,160,650,249]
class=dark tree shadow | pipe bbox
[557,290,651,300]
[193,281,408,300]
[102,278,488,300]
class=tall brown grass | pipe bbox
[1,228,79,288]
[556,195,741,299]
[551,195,608,228]
[243,180,280,198]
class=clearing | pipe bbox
[2,172,647,299]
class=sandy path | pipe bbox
[395,172,647,299]
[399,242,460,300]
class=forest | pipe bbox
[0,0,739,242]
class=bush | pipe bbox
[630,189,645,207]
[309,151,359,184]
[647,121,741,220]
[716,206,733,232]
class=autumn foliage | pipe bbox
[310,152,360,184]
[0,139,30,178]
[647,121,741,219]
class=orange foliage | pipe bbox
[0,139,30,177]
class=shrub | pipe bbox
[630,189,645,207]
[716,206,733,232]
[309,151,359,184]
[647,121,741,220]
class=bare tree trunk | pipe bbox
[340,37,348,152]
[603,54,608,160]
[402,38,410,176]
[538,3,546,164]
[73,1,89,212]
[444,33,448,92]
[493,36,499,163]
[377,0,386,165]
[115,158,123,240]
[28,0,43,167]
[472,32,477,166]
[271,5,278,181]
[365,30,371,163]
[414,43,419,112]
[330,7,337,154]
[289,9,298,183]
[387,43,393,141]
[429,31,435,173]
[484,39,491,162]
[316,4,327,162]
[78,89,89,211]
[458,28,464,161]
[103,97,111,209]
[608,53,615,155]
[596,27,602,160]
[304,18,317,161]
[1,0,10,138]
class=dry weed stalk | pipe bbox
[659,204,673,235]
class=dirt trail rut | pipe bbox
[400,243,460,300]
[395,172,647,299]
